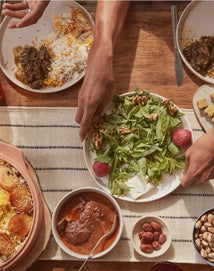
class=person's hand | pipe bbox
[75,41,115,141]
[180,128,214,187]
[2,0,49,28]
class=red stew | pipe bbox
[56,192,119,255]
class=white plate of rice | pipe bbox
[0,0,94,93]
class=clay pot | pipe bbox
[0,141,51,271]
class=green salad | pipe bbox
[90,89,185,197]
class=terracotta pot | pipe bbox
[0,141,51,271]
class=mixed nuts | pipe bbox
[194,210,214,263]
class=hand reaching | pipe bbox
[75,42,115,141]
[2,0,49,28]
[180,128,214,187]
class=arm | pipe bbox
[75,1,130,141]
[180,128,214,187]
[2,0,49,28]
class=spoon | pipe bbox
[78,215,118,271]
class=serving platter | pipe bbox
[193,84,214,132]
[0,0,94,93]
[176,1,214,84]
[83,92,193,203]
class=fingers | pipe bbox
[75,107,83,125]
[2,9,27,20]
[179,171,194,188]
[2,1,49,28]
[78,108,97,141]
[76,98,108,141]
[3,2,29,11]
[179,152,192,187]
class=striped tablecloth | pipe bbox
[0,106,213,264]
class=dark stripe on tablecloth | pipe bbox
[48,235,192,243]
[35,167,88,171]
[0,124,80,128]
[17,145,83,149]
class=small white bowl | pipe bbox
[131,215,171,258]
[52,187,123,259]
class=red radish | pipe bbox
[172,129,192,148]
[93,161,110,177]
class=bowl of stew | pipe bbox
[52,187,124,259]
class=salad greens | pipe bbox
[90,89,185,197]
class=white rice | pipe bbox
[44,9,93,87]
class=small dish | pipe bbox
[192,207,214,267]
[52,187,123,259]
[131,215,171,258]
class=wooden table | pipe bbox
[0,1,212,270]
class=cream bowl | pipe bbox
[52,187,124,259]
[131,215,171,258]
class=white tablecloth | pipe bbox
[0,106,212,264]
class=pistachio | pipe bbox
[206,247,211,254]
[208,214,214,224]
[202,232,209,240]
[208,227,214,234]
[200,248,207,258]
[195,238,201,249]
[202,240,209,247]
[195,220,202,229]
[201,225,207,233]
[207,233,214,242]
[204,222,212,228]
[208,252,214,259]
[201,214,208,222]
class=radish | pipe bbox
[172,129,192,148]
[93,161,110,177]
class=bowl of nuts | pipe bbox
[131,215,171,258]
[193,208,214,266]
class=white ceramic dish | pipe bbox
[131,215,171,258]
[193,84,214,132]
[83,92,193,203]
[177,1,214,84]
[0,0,94,93]
[192,208,214,267]
[52,187,123,259]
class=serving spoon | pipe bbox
[78,215,118,271]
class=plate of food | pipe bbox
[176,1,214,84]
[0,0,94,93]
[193,84,214,132]
[83,89,193,203]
